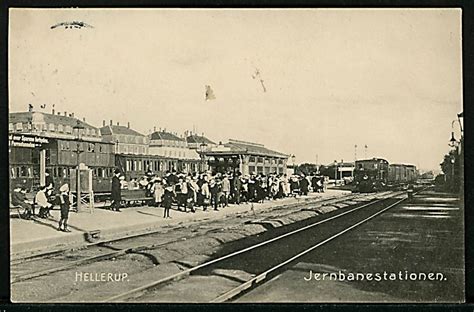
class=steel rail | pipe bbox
[104,191,403,302]
[211,196,408,302]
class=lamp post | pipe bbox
[291,154,296,175]
[73,120,85,212]
[334,160,337,186]
[315,154,319,174]
[199,142,208,172]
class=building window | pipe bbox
[88,143,95,152]
[249,166,256,173]
[90,129,96,136]
[49,123,55,132]
[58,124,64,133]
[9,123,14,132]
[15,123,23,132]
[65,126,72,134]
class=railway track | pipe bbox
[102,190,410,302]
[11,192,364,284]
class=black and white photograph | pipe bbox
[8,8,464,303]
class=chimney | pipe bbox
[117,122,120,126]
[83,117,86,122]
[103,120,106,127]
[110,120,113,126]
[127,122,130,129]
[52,108,55,115]
[64,111,67,116]
[154,126,156,132]
[71,112,74,118]
[57,112,61,115]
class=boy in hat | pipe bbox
[58,183,71,232]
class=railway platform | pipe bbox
[10,189,349,258]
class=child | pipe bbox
[58,183,71,232]
[162,183,174,218]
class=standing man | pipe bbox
[58,183,71,232]
[209,179,220,211]
[233,172,242,205]
[162,182,174,218]
[111,169,122,212]
[221,174,231,207]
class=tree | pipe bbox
[439,149,460,193]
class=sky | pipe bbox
[9,9,462,172]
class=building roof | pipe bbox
[150,131,184,141]
[206,139,288,158]
[390,163,417,168]
[9,111,97,130]
[355,158,389,164]
[186,134,215,145]
[100,125,145,137]
[325,162,355,167]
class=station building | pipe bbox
[9,110,115,191]
[99,121,149,155]
[148,130,202,173]
[185,132,217,150]
[203,139,289,176]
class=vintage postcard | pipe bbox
[8,8,463,303]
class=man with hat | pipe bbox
[111,169,122,212]
[209,178,220,211]
[221,174,231,207]
[11,186,34,219]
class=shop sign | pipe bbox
[8,134,49,148]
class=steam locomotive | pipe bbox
[353,158,417,192]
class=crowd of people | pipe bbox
[110,169,327,219]
[10,169,327,232]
